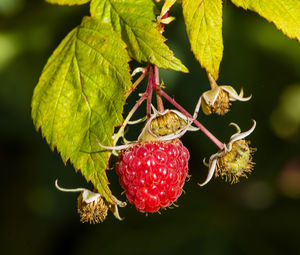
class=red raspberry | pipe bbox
[116,139,189,213]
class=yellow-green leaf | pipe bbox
[231,0,300,42]
[32,17,132,204]
[160,0,177,17]
[90,0,189,73]
[182,0,223,80]
[46,0,90,5]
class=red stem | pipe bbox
[146,66,155,118]
[114,92,147,145]
[156,91,164,112]
[130,66,150,92]
[156,86,225,150]
[159,11,169,34]
[129,64,224,150]
[153,66,164,112]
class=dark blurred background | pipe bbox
[1,1,300,255]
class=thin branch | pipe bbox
[146,65,155,118]
[130,66,150,92]
[157,87,225,150]
[153,65,164,112]
[113,94,147,146]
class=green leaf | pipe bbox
[182,0,223,80]
[46,0,90,5]
[90,0,188,73]
[231,0,300,42]
[31,16,132,204]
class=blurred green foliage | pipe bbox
[0,1,300,255]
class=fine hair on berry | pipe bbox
[117,139,189,213]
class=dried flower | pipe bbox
[201,86,251,115]
[200,120,256,186]
[77,192,108,224]
[137,107,198,142]
[55,180,126,223]
[200,73,251,115]
[215,139,255,183]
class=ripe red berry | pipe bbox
[116,139,189,213]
